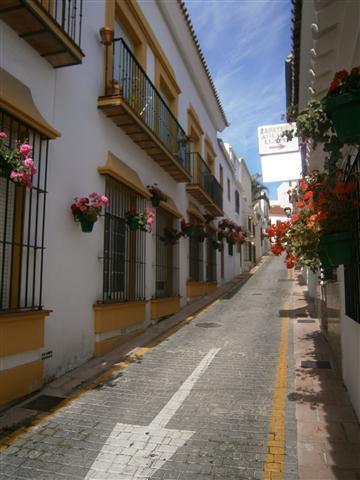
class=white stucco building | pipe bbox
[287,0,360,419]
[0,0,266,407]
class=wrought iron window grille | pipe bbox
[0,109,49,311]
[154,208,179,298]
[102,177,146,303]
[344,150,360,323]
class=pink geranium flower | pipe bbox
[19,143,32,157]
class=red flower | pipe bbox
[291,214,300,222]
[303,191,314,201]
[299,180,308,192]
[266,226,276,237]
[350,66,360,75]
[334,69,349,82]
[271,244,283,256]
[296,201,305,209]
[329,78,341,93]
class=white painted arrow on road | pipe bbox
[86,348,220,479]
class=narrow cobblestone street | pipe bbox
[0,257,300,479]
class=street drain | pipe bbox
[23,395,66,412]
[301,360,331,369]
[195,322,222,328]
[297,319,316,323]
[251,293,262,296]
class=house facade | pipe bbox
[0,0,265,408]
[287,0,360,418]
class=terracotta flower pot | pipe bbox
[99,27,114,46]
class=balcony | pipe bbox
[0,0,84,67]
[186,152,223,216]
[97,38,191,183]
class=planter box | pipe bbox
[323,92,360,144]
[319,232,354,268]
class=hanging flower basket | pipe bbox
[323,92,360,144]
[318,231,355,268]
[79,217,96,233]
[150,195,161,208]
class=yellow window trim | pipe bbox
[155,59,179,117]
[204,134,216,158]
[0,68,60,139]
[187,206,205,223]
[187,104,203,145]
[159,197,183,219]
[107,0,181,96]
[98,151,151,199]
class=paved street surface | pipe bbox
[0,257,298,479]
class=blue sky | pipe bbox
[185,0,292,199]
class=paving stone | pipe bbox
[0,257,301,479]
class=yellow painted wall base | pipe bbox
[0,310,49,357]
[151,297,181,319]
[0,360,43,407]
[94,329,143,357]
[93,301,147,333]
[186,281,217,298]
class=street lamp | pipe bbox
[284,207,292,218]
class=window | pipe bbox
[227,178,231,202]
[189,216,203,281]
[235,190,240,213]
[228,242,233,256]
[103,177,146,302]
[206,229,216,282]
[344,151,360,323]
[155,208,179,297]
[219,164,223,188]
[0,110,49,311]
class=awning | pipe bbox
[160,197,183,218]
[98,152,151,199]
[187,206,205,223]
[0,68,60,139]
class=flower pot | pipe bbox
[151,195,161,208]
[323,92,360,144]
[127,217,139,231]
[318,231,354,268]
[79,218,96,233]
[99,27,114,46]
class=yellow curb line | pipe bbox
[0,257,269,452]
[263,303,289,480]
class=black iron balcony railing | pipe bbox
[209,174,223,211]
[108,38,190,173]
[189,152,223,211]
[189,152,212,195]
[38,0,83,47]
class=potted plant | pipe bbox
[268,170,358,269]
[125,207,155,232]
[71,192,109,232]
[322,67,360,144]
[181,218,193,237]
[212,240,223,252]
[147,184,168,207]
[204,213,214,224]
[0,132,37,188]
[194,223,207,243]
[160,226,182,245]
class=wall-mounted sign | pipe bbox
[258,123,298,156]
[258,123,301,182]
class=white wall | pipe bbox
[0,0,229,381]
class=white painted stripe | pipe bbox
[0,348,42,372]
[85,348,221,479]
[150,348,220,428]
